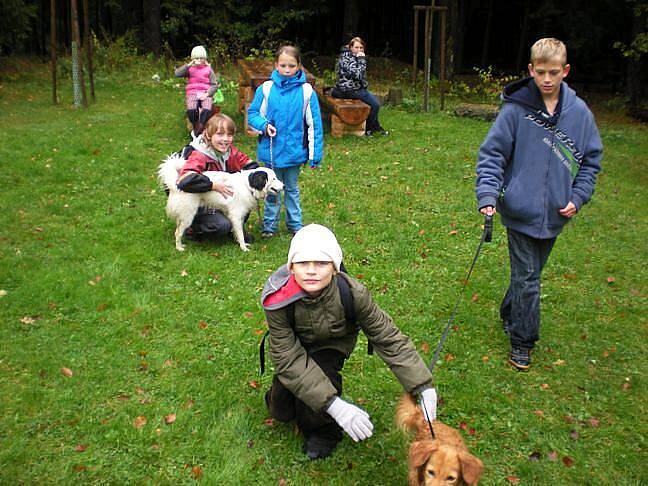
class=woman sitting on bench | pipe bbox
[331,37,389,137]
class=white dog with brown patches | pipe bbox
[158,154,283,252]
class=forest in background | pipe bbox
[1,0,646,110]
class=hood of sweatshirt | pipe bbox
[501,77,577,126]
[270,68,307,89]
[261,264,307,310]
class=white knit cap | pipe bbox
[287,224,343,272]
[191,45,207,60]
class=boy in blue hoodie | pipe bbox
[475,38,603,371]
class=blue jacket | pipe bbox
[476,77,603,239]
[247,69,323,168]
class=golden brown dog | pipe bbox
[396,394,484,485]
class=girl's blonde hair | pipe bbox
[530,38,567,65]
[348,37,366,49]
[275,45,302,65]
[203,113,236,144]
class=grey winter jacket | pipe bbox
[476,77,603,239]
[261,265,433,412]
[334,47,369,93]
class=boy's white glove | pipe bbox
[419,387,438,422]
[326,396,374,442]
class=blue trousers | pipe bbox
[263,165,303,234]
[500,228,557,350]
[331,87,381,132]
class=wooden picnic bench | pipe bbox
[237,59,316,134]
[316,87,370,137]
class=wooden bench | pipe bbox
[317,87,370,137]
[237,59,316,135]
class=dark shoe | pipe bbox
[303,436,338,460]
[364,130,373,137]
[509,347,531,371]
[376,127,390,136]
[261,231,275,238]
[244,232,255,244]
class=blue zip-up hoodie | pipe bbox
[476,77,603,239]
[247,69,323,168]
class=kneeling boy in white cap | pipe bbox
[260,224,437,459]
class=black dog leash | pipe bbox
[424,214,494,438]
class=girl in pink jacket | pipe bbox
[175,45,220,136]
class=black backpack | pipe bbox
[258,271,373,374]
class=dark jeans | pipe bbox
[500,228,557,350]
[265,349,345,442]
[191,208,232,238]
[331,87,381,131]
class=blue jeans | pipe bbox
[500,228,557,350]
[331,87,381,132]
[263,165,302,234]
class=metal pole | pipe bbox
[412,9,419,86]
[423,8,432,112]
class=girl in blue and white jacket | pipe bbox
[247,45,323,237]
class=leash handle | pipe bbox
[484,214,493,242]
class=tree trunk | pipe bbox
[70,0,87,108]
[480,0,493,68]
[51,0,57,104]
[342,0,359,43]
[516,0,530,72]
[142,0,161,56]
[83,0,95,101]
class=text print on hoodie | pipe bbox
[476,77,603,239]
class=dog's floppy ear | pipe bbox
[409,440,437,468]
[248,170,269,191]
[459,451,484,485]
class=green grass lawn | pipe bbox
[0,59,646,484]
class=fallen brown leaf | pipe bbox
[75,444,87,452]
[180,269,188,277]
[198,321,208,329]
[249,380,259,389]
[506,476,520,484]
[133,415,147,429]
[562,456,574,467]
[588,418,600,427]
[61,367,74,377]
[547,451,558,461]
[539,383,550,390]
[606,276,615,284]
[244,311,254,318]
[164,413,176,425]
[191,465,203,480]
[420,342,430,354]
